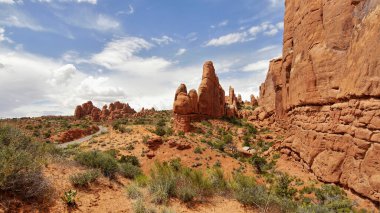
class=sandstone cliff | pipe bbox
[257,0,380,201]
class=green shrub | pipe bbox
[201,120,212,127]
[245,123,257,134]
[154,126,166,136]
[135,174,149,187]
[126,183,142,199]
[273,173,297,199]
[194,146,203,154]
[119,163,142,179]
[105,149,119,158]
[70,170,100,187]
[75,151,119,178]
[230,173,270,208]
[119,155,141,167]
[148,161,213,203]
[208,168,228,193]
[250,154,268,173]
[222,134,233,144]
[242,135,251,147]
[213,160,222,168]
[156,118,166,127]
[314,184,353,212]
[0,125,54,203]
[133,199,155,213]
[61,189,77,207]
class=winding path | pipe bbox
[56,125,108,148]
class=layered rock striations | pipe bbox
[74,101,136,121]
[257,0,380,201]
[173,61,240,132]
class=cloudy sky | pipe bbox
[0,0,284,118]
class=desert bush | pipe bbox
[105,149,119,158]
[148,160,214,203]
[208,168,228,193]
[135,174,149,187]
[230,173,271,208]
[273,173,297,199]
[201,120,212,127]
[70,170,100,187]
[119,163,142,179]
[61,189,77,207]
[75,151,119,178]
[126,183,142,199]
[133,198,156,213]
[194,146,203,154]
[119,155,140,167]
[0,125,54,203]
[222,134,233,144]
[250,154,268,174]
[314,184,353,212]
[244,123,257,135]
[154,126,166,136]
[222,116,243,126]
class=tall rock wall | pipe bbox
[258,0,380,201]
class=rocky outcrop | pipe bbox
[133,107,156,117]
[53,125,99,143]
[250,95,258,107]
[173,61,239,132]
[74,101,136,121]
[257,0,380,201]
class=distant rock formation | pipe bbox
[250,95,258,106]
[74,101,136,121]
[255,0,380,201]
[173,61,239,132]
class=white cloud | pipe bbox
[206,21,284,47]
[116,5,134,16]
[94,14,120,31]
[0,28,5,42]
[0,47,132,117]
[276,22,284,30]
[75,76,125,101]
[0,0,16,4]
[35,0,97,4]
[91,37,171,76]
[75,0,96,4]
[206,32,248,47]
[0,9,48,32]
[151,36,174,46]
[242,60,270,72]
[48,64,77,85]
[211,20,229,29]
[269,0,284,7]
[264,28,279,36]
[257,45,279,53]
[249,22,282,37]
[175,48,187,56]
[60,11,120,32]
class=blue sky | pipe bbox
[0,0,284,117]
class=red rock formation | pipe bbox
[256,0,380,201]
[74,101,136,121]
[74,105,84,119]
[250,95,258,106]
[198,61,226,117]
[173,61,240,132]
[133,107,156,117]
